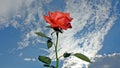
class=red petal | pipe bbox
[43,15,57,27]
[44,11,73,30]
[54,11,64,20]
[48,11,53,19]
[43,15,52,24]
[65,13,73,21]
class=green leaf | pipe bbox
[43,64,50,67]
[38,56,51,64]
[43,64,56,68]
[74,53,91,63]
[47,40,53,49]
[35,32,50,39]
[63,53,71,58]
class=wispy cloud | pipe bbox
[47,0,119,68]
[15,0,119,67]
[24,57,36,62]
[0,0,51,49]
[24,58,36,61]
[89,53,120,68]
[0,0,34,29]
[18,52,23,57]
[0,0,119,68]
[0,0,34,16]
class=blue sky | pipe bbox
[0,0,120,68]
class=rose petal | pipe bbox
[43,11,73,30]
[64,13,73,21]
[44,15,56,27]
[43,15,52,23]
[48,11,54,20]
[54,11,64,20]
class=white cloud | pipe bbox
[24,57,36,62]
[0,0,50,49]
[0,0,119,68]
[15,0,53,49]
[18,52,23,57]
[0,0,34,30]
[0,0,33,16]
[89,53,120,68]
[47,0,119,68]
[96,53,120,58]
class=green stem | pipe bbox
[55,32,59,68]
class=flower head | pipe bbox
[43,11,73,30]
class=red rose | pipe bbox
[43,11,73,30]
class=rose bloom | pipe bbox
[43,11,73,30]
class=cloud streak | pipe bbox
[0,0,52,49]
[48,0,119,68]
[24,57,36,62]
[0,0,119,68]
[0,0,34,29]
[89,53,120,68]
